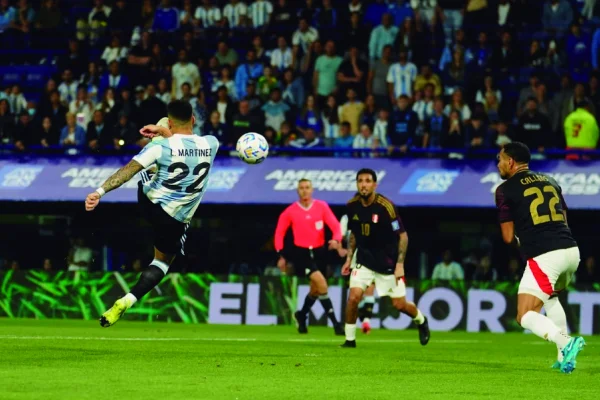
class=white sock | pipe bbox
[364,296,375,303]
[124,293,138,307]
[521,311,571,349]
[544,298,568,361]
[345,323,357,341]
[413,309,425,325]
[357,299,365,308]
[363,318,371,324]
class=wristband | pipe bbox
[95,187,106,197]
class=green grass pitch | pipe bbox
[0,319,598,400]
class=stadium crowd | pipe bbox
[0,0,599,157]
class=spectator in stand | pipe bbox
[205,110,228,145]
[108,0,130,37]
[290,127,321,148]
[493,120,512,148]
[0,99,13,145]
[262,88,290,132]
[444,88,471,123]
[516,98,552,153]
[517,73,540,116]
[157,78,172,105]
[368,45,392,109]
[99,61,130,98]
[414,65,442,97]
[281,68,305,111]
[472,255,497,281]
[322,94,340,145]
[364,0,389,28]
[465,112,491,150]
[211,66,237,101]
[463,0,490,38]
[340,88,365,135]
[39,116,59,147]
[438,0,464,45]
[127,31,153,86]
[292,18,319,54]
[8,0,34,48]
[525,39,545,69]
[43,91,67,131]
[313,40,342,106]
[389,95,418,155]
[443,48,466,93]
[257,66,278,101]
[195,0,223,35]
[230,100,264,144]
[423,98,449,149]
[476,75,502,109]
[69,86,95,129]
[334,122,354,156]
[413,85,434,127]
[80,62,100,101]
[223,0,248,32]
[153,0,180,33]
[67,237,93,272]
[12,112,34,151]
[566,23,591,71]
[140,0,156,30]
[348,0,363,16]
[341,11,369,53]
[542,0,573,39]
[97,88,117,124]
[235,50,263,100]
[190,91,208,135]
[57,40,87,79]
[353,123,376,157]
[179,82,194,102]
[86,110,112,151]
[431,250,464,281]
[113,112,140,149]
[271,36,294,72]
[248,0,273,31]
[387,50,417,102]
[368,13,398,60]
[101,36,128,66]
[314,0,338,42]
[60,112,86,148]
[140,84,167,126]
[561,83,595,126]
[7,85,27,116]
[337,45,369,99]
[466,31,493,72]
[494,0,520,30]
[34,0,62,42]
[270,0,295,38]
[362,94,378,127]
[564,100,599,158]
[490,31,519,78]
[444,109,464,151]
[411,0,437,31]
[171,49,201,100]
[58,70,78,106]
[373,109,390,148]
[215,41,239,67]
[296,95,323,136]
[213,86,234,124]
[243,80,262,111]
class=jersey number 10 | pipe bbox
[163,162,211,193]
[361,223,370,236]
[524,185,565,225]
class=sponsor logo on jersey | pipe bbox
[353,214,359,220]
[399,169,459,194]
[265,169,387,191]
[391,220,400,231]
[0,165,44,189]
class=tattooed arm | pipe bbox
[395,232,409,280]
[85,160,144,211]
[342,231,356,276]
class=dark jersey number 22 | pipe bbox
[163,162,211,193]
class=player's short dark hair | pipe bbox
[167,100,193,123]
[356,168,377,182]
[503,142,531,164]
[298,178,311,184]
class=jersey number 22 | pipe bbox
[163,162,211,193]
[524,186,565,225]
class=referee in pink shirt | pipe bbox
[275,178,344,335]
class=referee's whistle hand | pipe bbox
[328,240,340,250]
[85,192,100,211]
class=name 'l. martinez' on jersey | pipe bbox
[133,134,219,223]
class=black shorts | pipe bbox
[138,183,188,256]
[286,245,328,277]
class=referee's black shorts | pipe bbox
[138,182,188,256]
[286,245,328,277]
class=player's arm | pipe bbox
[85,160,144,211]
[322,202,342,249]
[380,197,408,280]
[341,231,356,275]
[274,208,292,268]
[495,186,519,247]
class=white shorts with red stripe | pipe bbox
[518,247,580,302]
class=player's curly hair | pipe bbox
[503,142,531,164]
[356,168,377,182]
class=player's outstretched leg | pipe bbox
[361,284,376,334]
[341,287,364,348]
[100,258,170,327]
[392,296,430,345]
[544,297,569,369]
[518,294,585,374]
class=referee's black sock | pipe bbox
[300,294,318,315]
[319,295,339,325]
[130,260,169,299]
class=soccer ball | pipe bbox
[236,132,269,164]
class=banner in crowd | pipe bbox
[1,271,599,334]
[1,156,600,208]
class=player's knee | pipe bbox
[347,292,362,307]
[392,297,407,311]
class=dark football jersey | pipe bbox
[495,170,577,259]
[347,193,406,274]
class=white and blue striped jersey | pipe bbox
[223,2,247,27]
[248,0,273,27]
[133,134,220,224]
[194,6,222,27]
[386,62,417,98]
